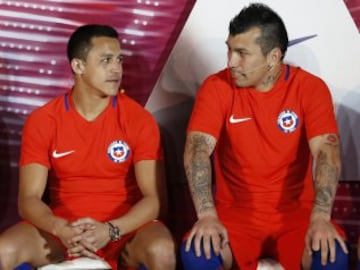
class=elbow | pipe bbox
[17,195,38,220]
[17,197,28,219]
[153,196,164,220]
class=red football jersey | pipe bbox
[20,91,163,221]
[188,64,338,224]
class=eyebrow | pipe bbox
[100,52,123,58]
[225,42,249,53]
[100,53,114,57]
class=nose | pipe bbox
[111,61,122,74]
[227,52,240,68]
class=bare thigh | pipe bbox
[120,222,175,267]
[301,247,312,270]
[0,222,65,266]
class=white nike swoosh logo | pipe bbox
[229,115,252,124]
[52,150,75,158]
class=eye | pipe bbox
[117,55,124,64]
[102,57,111,63]
[238,51,248,57]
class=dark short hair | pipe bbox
[67,24,119,62]
[229,3,288,59]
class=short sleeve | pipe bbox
[302,76,338,140]
[132,111,163,162]
[19,109,52,168]
[120,96,163,163]
[187,71,232,139]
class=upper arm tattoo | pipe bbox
[313,134,340,216]
[184,133,216,215]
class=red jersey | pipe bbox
[188,64,338,224]
[19,91,163,222]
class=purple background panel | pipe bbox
[0,0,195,230]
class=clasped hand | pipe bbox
[58,218,110,259]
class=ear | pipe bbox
[71,58,85,75]
[267,47,282,68]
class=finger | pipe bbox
[304,234,312,255]
[220,229,229,249]
[80,239,97,253]
[185,231,195,252]
[71,225,85,234]
[320,238,329,265]
[311,236,320,252]
[68,235,82,246]
[68,251,81,258]
[80,248,101,259]
[328,238,336,263]
[335,236,349,254]
[78,223,97,231]
[193,233,203,257]
[80,230,95,241]
[202,235,211,259]
[67,245,84,257]
[221,238,229,249]
[71,217,94,226]
[211,234,221,256]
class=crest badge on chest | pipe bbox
[277,110,299,133]
[107,140,130,163]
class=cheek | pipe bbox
[227,53,243,67]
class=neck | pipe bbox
[256,63,283,92]
[72,88,110,121]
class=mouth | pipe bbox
[231,70,246,79]
[106,79,120,83]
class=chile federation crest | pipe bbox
[107,140,130,163]
[277,110,299,133]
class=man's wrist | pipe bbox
[105,221,121,242]
[52,218,68,236]
[310,210,331,222]
[197,208,218,220]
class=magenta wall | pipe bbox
[345,0,360,28]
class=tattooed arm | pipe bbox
[184,131,230,261]
[304,133,348,266]
[184,131,217,217]
[310,133,340,220]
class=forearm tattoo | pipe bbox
[313,134,340,216]
[185,134,215,215]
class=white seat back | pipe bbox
[38,257,111,270]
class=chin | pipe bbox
[107,88,120,96]
[234,80,249,88]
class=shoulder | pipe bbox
[197,68,233,98]
[290,65,328,88]
[25,94,67,125]
[203,68,232,88]
[117,92,155,120]
[285,65,332,101]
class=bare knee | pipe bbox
[0,240,21,270]
[144,237,176,270]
